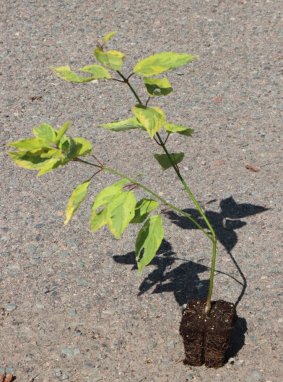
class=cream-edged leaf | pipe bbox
[134,52,198,77]
[154,152,185,170]
[135,215,164,272]
[101,117,143,132]
[144,77,173,96]
[94,48,125,70]
[132,106,165,138]
[79,64,111,79]
[102,31,117,44]
[65,180,91,224]
[164,122,194,137]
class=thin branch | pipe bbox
[116,71,143,105]
[153,136,161,145]
[110,78,125,83]
[163,133,170,145]
[127,72,135,81]
[145,96,151,107]
[73,157,101,168]
[89,168,103,180]
[92,154,104,166]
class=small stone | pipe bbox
[68,308,77,317]
[75,278,88,286]
[36,304,45,309]
[35,223,45,229]
[61,373,69,380]
[61,348,80,357]
[181,304,187,312]
[60,251,70,258]
[5,303,17,312]
[54,368,62,378]
[7,264,21,274]
[228,357,235,364]
[246,369,264,382]
[5,367,15,374]
[27,244,37,255]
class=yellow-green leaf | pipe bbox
[102,31,117,44]
[144,77,173,96]
[51,65,97,83]
[90,208,109,232]
[37,158,61,176]
[92,179,128,211]
[101,117,143,132]
[73,137,92,156]
[132,106,165,138]
[134,52,198,77]
[108,191,136,239]
[164,122,194,137]
[94,48,125,71]
[135,215,164,272]
[56,121,72,143]
[131,198,159,224]
[33,123,57,144]
[65,180,91,224]
[79,64,111,79]
[8,150,49,170]
[8,137,49,151]
[154,152,185,170]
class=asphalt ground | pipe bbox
[0,1,282,381]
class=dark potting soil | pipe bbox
[180,299,236,368]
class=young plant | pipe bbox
[8,32,217,314]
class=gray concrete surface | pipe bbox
[0,1,282,381]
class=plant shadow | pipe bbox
[113,196,267,361]
[114,240,209,306]
[226,316,248,361]
[165,196,268,253]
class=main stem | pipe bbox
[116,71,217,313]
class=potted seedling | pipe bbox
[8,32,236,367]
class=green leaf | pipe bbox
[8,150,50,170]
[79,64,111,79]
[94,48,125,71]
[37,158,62,176]
[135,215,164,272]
[154,152,185,170]
[65,179,91,224]
[90,208,109,232]
[56,121,72,143]
[101,117,143,132]
[144,77,173,96]
[102,31,117,44]
[131,198,159,223]
[92,179,129,211]
[39,148,62,159]
[59,136,78,158]
[90,181,136,238]
[73,137,92,156]
[8,137,49,151]
[132,106,165,138]
[107,191,136,238]
[164,122,194,137]
[134,52,198,77]
[51,65,97,83]
[33,123,57,144]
